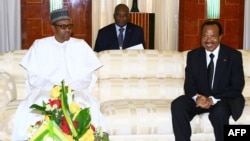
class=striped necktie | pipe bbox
[118,28,124,49]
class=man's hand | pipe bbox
[195,94,213,109]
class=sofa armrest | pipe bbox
[0,72,17,107]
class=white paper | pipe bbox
[126,43,144,50]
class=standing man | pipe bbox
[171,20,245,141]
[94,3,145,52]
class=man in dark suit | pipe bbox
[94,4,145,52]
[171,20,245,141]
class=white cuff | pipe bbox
[209,96,221,105]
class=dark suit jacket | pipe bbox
[94,22,145,52]
[184,44,245,121]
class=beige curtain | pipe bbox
[0,0,21,53]
[92,0,179,51]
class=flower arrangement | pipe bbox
[27,80,109,141]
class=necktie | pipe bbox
[118,28,124,49]
[208,53,214,90]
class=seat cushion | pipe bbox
[101,99,173,135]
[101,99,208,136]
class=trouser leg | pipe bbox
[209,101,231,141]
[171,95,195,141]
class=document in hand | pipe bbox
[125,43,144,50]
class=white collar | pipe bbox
[205,45,220,57]
[115,24,127,32]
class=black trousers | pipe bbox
[171,95,231,141]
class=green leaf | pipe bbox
[60,80,78,138]
[30,104,46,112]
[29,120,68,141]
[75,108,91,139]
[103,137,110,141]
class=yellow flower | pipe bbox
[79,128,95,141]
[69,102,81,114]
[43,115,50,122]
[50,86,61,99]
[65,135,74,141]
[27,126,33,133]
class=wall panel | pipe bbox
[130,13,155,49]
[21,0,92,49]
[179,0,244,51]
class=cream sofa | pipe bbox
[0,49,250,141]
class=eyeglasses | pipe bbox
[54,24,73,30]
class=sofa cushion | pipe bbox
[109,134,215,141]
[0,104,18,141]
[101,99,173,135]
[100,99,200,135]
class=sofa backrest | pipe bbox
[1,49,250,103]
[97,50,185,79]
[96,50,186,103]
[239,50,250,98]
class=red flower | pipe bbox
[60,116,79,135]
[48,99,61,109]
[60,123,71,135]
[73,120,79,129]
[35,121,42,126]
[90,124,95,131]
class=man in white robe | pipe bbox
[11,8,103,140]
